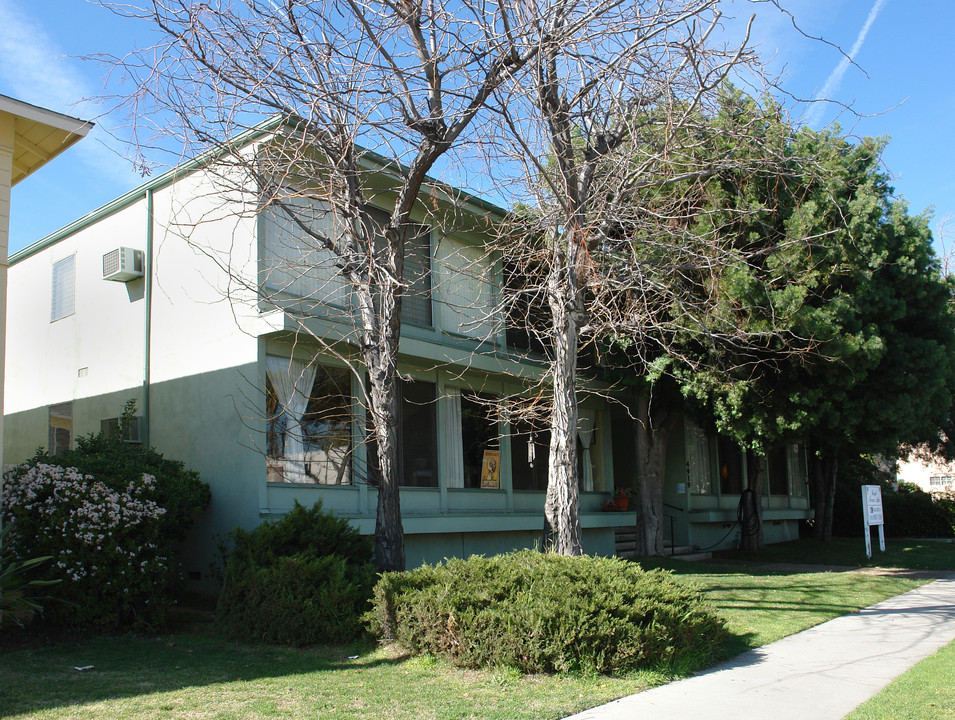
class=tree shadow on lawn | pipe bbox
[633,557,924,658]
[0,624,405,717]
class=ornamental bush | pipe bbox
[215,501,375,646]
[55,400,211,547]
[366,551,726,676]
[1,463,171,628]
[0,402,209,630]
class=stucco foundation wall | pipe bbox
[3,387,146,463]
[687,518,803,552]
[404,527,616,568]
[148,364,266,584]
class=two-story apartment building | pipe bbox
[3,125,812,583]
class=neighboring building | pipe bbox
[3,125,811,585]
[0,94,91,474]
[897,453,955,495]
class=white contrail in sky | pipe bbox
[806,0,889,127]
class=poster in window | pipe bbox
[480,450,501,489]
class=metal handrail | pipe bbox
[661,502,683,556]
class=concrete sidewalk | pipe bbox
[565,573,955,720]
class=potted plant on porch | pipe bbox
[612,487,632,511]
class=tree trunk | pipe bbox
[360,263,406,572]
[741,452,766,551]
[809,451,838,542]
[543,271,583,556]
[633,392,676,556]
[369,367,405,572]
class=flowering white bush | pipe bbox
[1,462,171,628]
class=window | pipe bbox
[49,402,73,456]
[101,416,144,444]
[261,197,350,310]
[51,255,75,321]
[768,447,789,496]
[399,225,433,327]
[686,419,713,494]
[511,420,550,491]
[504,260,550,355]
[717,436,743,495]
[788,444,808,497]
[266,358,353,485]
[461,392,499,488]
[437,236,496,340]
[358,379,439,488]
[301,367,353,484]
[261,199,433,327]
[399,380,438,486]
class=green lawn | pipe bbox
[842,638,955,719]
[714,537,955,571]
[0,545,940,720]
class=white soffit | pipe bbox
[0,94,93,186]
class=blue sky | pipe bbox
[2,0,953,256]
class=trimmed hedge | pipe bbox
[216,501,374,645]
[834,458,954,538]
[367,551,726,675]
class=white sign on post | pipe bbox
[862,484,886,559]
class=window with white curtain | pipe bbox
[51,255,75,322]
[266,357,353,485]
[686,419,713,494]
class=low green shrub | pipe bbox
[216,501,374,646]
[367,551,726,676]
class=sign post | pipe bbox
[861,484,886,559]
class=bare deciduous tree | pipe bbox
[492,2,818,556]
[100,0,825,565]
[102,0,541,571]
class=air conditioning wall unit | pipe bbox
[103,247,145,282]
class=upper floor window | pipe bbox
[437,236,496,340]
[51,255,75,322]
[261,197,350,310]
[261,198,433,327]
[400,224,433,327]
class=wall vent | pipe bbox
[103,247,144,282]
